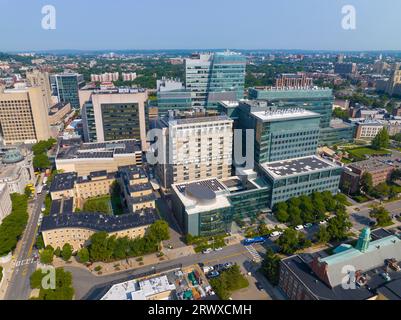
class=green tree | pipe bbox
[274,202,289,222]
[372,182,390,199]
[53,247,61,257]
[30,269,44,289]
[360,172,373,194]
[148,220,170,242]
[40,246,54,264]
[260,248,281,285]
[316,226,331,243]
[24,185,33,198]
[277,229,311,254]
[77,248,90,264]
[33,153,51,169]
[390,169,401,183]
[326,211,352,241]
[370,205,392,227]
[61,243,73,261]
[299,195,315,223]
[372,127,390,150]
[288,206,303,227]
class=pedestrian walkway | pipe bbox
[245,245,263,263]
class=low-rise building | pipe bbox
[279,228,401,300]
[258,155,342,208]
[355,120,384,140]
[40,209,158,251]
[55,139,142,176]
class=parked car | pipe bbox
[295,225,304,231]
[213,264,225,272]
[304,223,313,229]
[214,247,223,251]
[207,271,220,279]
[223,262,233,270]
[202,248,212,254]
[203,266,214,273]
[270,231,282,237]
[319,220,327,225]
[380,272,391,282]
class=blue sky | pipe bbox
[0,0,400,51]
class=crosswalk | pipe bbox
[245,245,263,263]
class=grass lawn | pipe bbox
[83,196,112,214]
[346,147,391,160]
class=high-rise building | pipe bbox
[334,62,357,75]
[248,86,334,128]
[0,86,51,145]
[26,69,52,109]
[185,51,246,108]
[82,88,148,149]
[156,78,193,117]
[155,112,233,190]
[50,73,84,109]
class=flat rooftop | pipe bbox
[261,155,340,179]
[49,172,77,192]
[251,108,320,122]
[40,209,158,233]
[56,139,141,160]
[348,158,393,172]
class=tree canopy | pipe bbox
[372,128,390,150]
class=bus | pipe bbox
[243,236,267,246]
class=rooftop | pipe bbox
[40,209,158,233]
[348,158,393,173]
[261,155,340,179]
[49,172,77,192]
[251,108,320,122]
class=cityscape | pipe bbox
[1,0,401,311]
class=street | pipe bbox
[4,191,46,300]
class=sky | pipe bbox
[0,0,400,52]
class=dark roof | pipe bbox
[40,209,159,233]
[49,172,77,192]
[281,255,374,300]
[50,198,74,215]
[90,170,108,178]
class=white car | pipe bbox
[202,248,212,254]
[203,266,214,273]
[295,225,304,231]
[214,247,223,251]
[270,231,282,237]
[319,220,327,225]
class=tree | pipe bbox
[316,226,331,243]
[33,267,74,300]
[370,205,392,227]
[390,169,401,183]
[40,246,54,264]
[148,220,170,242]
[321,191,337,212]
[274,202,289,222]
[61,243,73,261]
[372,127,390,150]
[77,248,89,264]
[372,182,390,199]
[260,248,281,285]
[360,172,373,194]
[33,154,51,169]
[30,269,44,289]
[277,229,311,254]
[24,185,33,198]
[288,206,303,227]
[326,211,352,241]
[53,247,61,257]
[299,195,315,223]
[311,192,327,218]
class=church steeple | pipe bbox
[355,227,371,252]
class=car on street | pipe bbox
[214,247,223,251]
[295,225,304,231]
[255,282,264,291]
[202,248,212,254]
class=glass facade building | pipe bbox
[50,74,84,109]
[248,87,334,129]
[81,101,97,142]
[156,89,193,117]
[185,52,246,108]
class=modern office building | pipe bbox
[171,173,269,236]
[55,139,142,176]
[248,86,334,129]
[250,107,321,164]
[50,73,84,109]
[258,155,342,208]
[154,112,233,190]
[319,119,356,146]
[0,183,12,224]
[82,88,148,149]
[185,51,246,108]
[156,78,193,117]
[0,86,51,145]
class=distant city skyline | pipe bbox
[0,0,400,51]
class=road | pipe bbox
[4,191,46,300]
[347,199,401,231]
